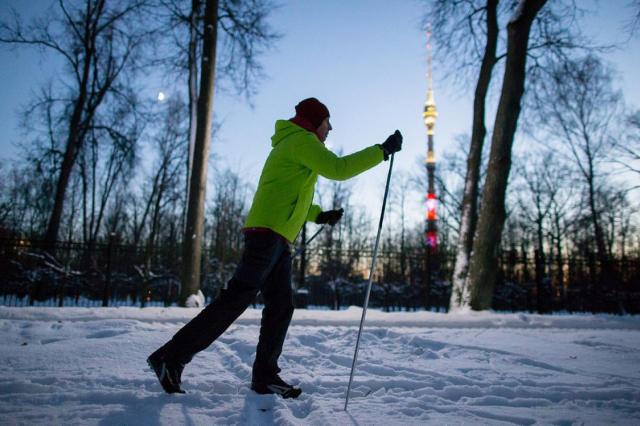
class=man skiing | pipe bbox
[147,97,403,398]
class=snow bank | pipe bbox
[2,305,639,330]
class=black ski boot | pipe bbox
[147,349,186,394]
[251,375,302,399]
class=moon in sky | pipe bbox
[157,91,165,102]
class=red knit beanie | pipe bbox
[290,98,330,134]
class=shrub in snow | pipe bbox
[186,290,205,307]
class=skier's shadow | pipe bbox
[97,394,193,426]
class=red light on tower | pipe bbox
[425,230,438,248]
[426,192,437,221]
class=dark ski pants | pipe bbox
[158,230,294,381]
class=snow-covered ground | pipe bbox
[1,307,639,425]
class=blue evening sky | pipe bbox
[1,0,638,227]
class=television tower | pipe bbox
[423,29,438,251]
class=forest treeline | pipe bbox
[0,0,638,312]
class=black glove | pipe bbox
[380,130,403,160]
[316,208,344,226]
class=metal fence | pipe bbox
[1,237,638,313]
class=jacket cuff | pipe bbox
[377,144,390,161]
[306,204,322,222]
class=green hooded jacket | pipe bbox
[244,120,385,242]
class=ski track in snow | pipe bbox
[0,307,639,425]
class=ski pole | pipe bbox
[291,225,325,259]
[344,153,395,411]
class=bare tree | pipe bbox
[130,97,188,248]
[542,157,574,306]
[614,111,640,188]
[626,0,640,37]
[0,161,49,237]
[0,0,152,244]
[208,167,251,265]
[173,0,280,304]
[341,205,374,280]
[155,0,278,222]
[389,172,414,282]
[316,177,353,282]
[467,0,547,311]
[180,0,218,305]
[512,152,568,312]
[116,96,188,307]
[536,55,622,303]
[425,0,500,310]
[599,187,634,259]
[0,163,14,229]
[7,85,71,237]
[79,92,141,247]
[425,0,589,310]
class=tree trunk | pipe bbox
[586,168,616,312]
[45,92,89,245]
[449,0,499,311]
[43,0,104,245]
[554,211,564,308]
[587,172,609,270]
[184,0,200,231]
[535,215,545,313]
[468,0,547,311]
[180,0,219,305]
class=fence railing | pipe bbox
[1,237,638,313]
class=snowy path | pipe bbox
[0,307,639,425]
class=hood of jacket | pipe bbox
[271,119,316,147]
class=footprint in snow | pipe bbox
[86,330,129,339]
